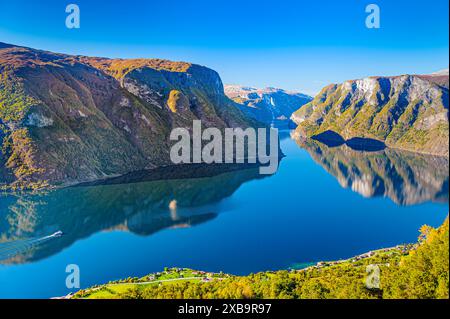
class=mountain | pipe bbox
[225,85,312,127]
[0,43,256,189]
[291,72,449,156]
[432,68,449,76]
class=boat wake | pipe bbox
[0,231,63,262]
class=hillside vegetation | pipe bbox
[73,217,449,299]
[0,43,255,190]
[291,73,449,156]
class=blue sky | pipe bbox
[0,0,448,95]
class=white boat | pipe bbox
[52,231,63,237]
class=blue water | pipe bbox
[0,135,448,298]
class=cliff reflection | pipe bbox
[295,138,449,205]
[0,165,266,264]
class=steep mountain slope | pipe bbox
[0,43,255,189]
[291,72,449,156]
[225,85,312,126]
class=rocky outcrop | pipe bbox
[225,85,311,127]
[0,43,257,188]
[291,72,449,156]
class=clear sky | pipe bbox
[0,0,448,95]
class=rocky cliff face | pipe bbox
[291,72,449,156]
[225,85,311,126]
[0,43,255,189]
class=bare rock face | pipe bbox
[0,43,255,189]
[291,72,449,157]
[225,85,312,126]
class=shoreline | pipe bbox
[67,244,414,299]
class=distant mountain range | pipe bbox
[291,70,449,156]
[225,85,312,126]
[432,68,449,76]
[0,43,256,189]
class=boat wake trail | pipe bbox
[0,231,63,262]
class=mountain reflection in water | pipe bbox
[0,135,448,267]
[295,138,449,205]
[0,165,265,264]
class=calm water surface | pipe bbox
[0,133,448,298]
